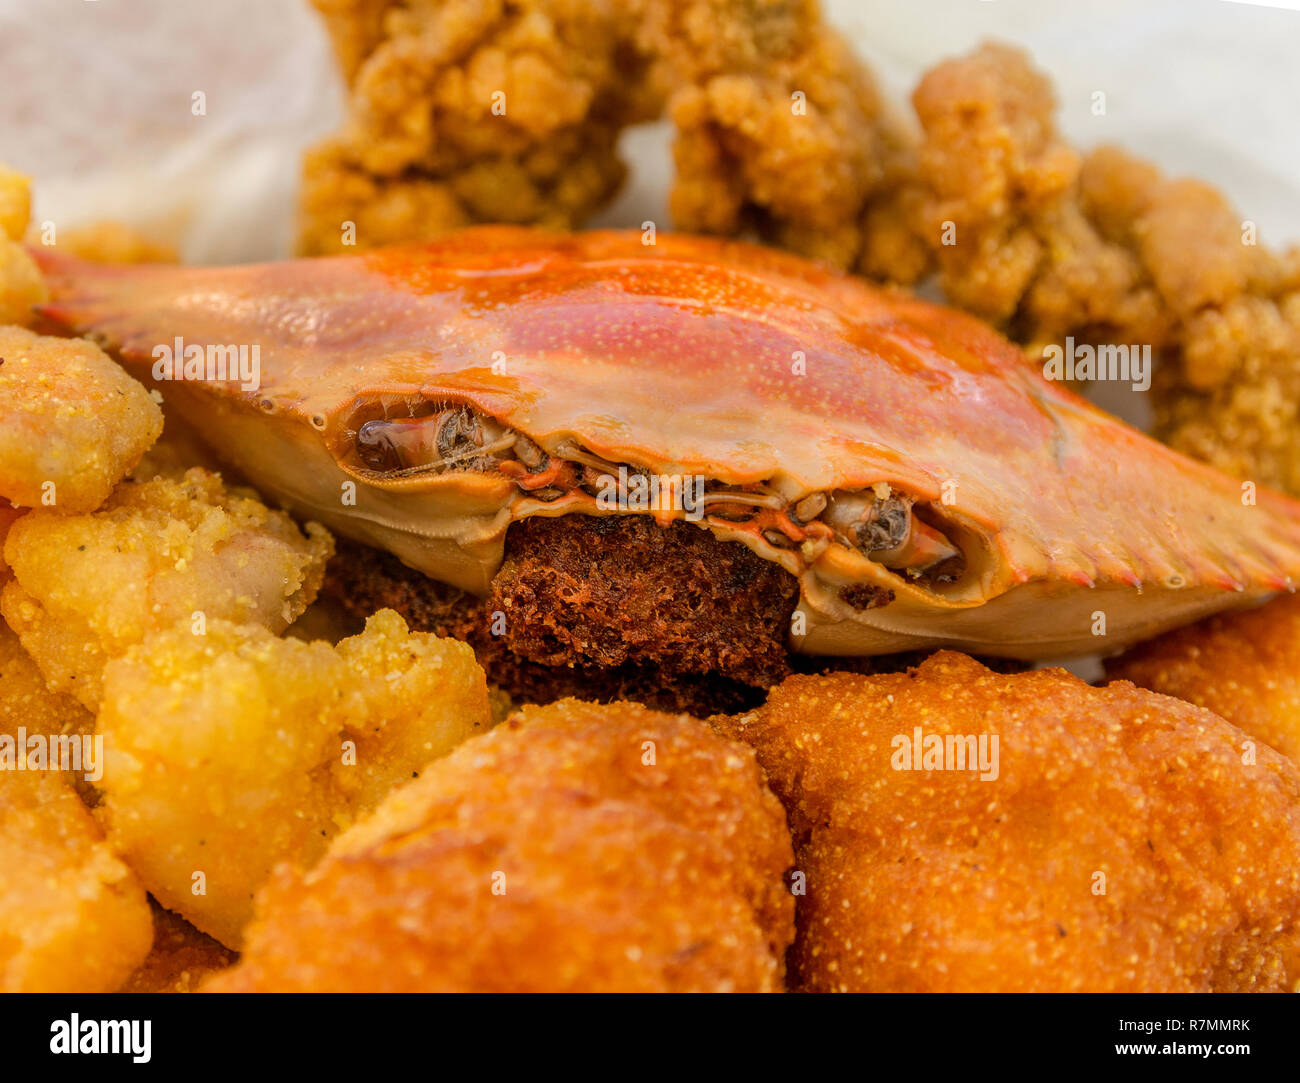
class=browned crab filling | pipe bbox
[343,402,967,593]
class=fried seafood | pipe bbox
[1108,593,1300,767]
[0,165,45,326]
[637,0,909,269]
[299,0,659,254]
[0,164,31,242]
[0,625,153,993]
[857,44,1300,500]
[713,652,1300,992]
[208,698,794,992]
[97,610,490,948]
[0,467,331,709]
[34,230,1300,681]
[0,326,162,513]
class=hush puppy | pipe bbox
[1108,593,1300,767]
[714,652,1300,992]
[208,699,795,991]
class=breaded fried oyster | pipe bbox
[714,652,1300,992]
[208,699,795,992]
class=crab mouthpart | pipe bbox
[825,487,963,578]
[349,403,517,478]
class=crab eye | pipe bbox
[353,406,516,476]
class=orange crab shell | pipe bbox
[31,226,1300,659]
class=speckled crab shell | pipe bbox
[32,227,1300,658]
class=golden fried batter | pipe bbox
[97,610,490,948]
[299,0,660,254]
[856,44,1300,494]
[0,467,331,709]
[1108,594,1300,767]
[0,165,45,326]
[0,327,163,513]
[640,0,908,268]
[713,652,1300,992]
[0,498,21,582]
[0,625,152,992]
[0,165,32,243]
[208,698,795,991]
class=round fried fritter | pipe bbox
[1107,593,1300,766]
[97,610,491,949]
[1,467,332,709]
[713,651,1300,992]
[208,699,795,992]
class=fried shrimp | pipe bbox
[0,164,46,326]
[714,652,1300,992]
[0,326,162,514]
[1108,593,1300,768]
[0,467,332,709]
[97,610,491,948]
[208,699,795,991]
[0,625,152,992]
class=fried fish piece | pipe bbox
[208,698,795,991]
[0,625,152,992]
[0,326,162,513]
[713,652,1300,992]
[1107,593,1300,767]
[0,467,331,709]
[97,610,490,948]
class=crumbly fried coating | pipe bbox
[1107,594,1300,767]
[117,901,236,993]
[855,44,1300,494]
[0,467,331,709]
[0,624,153,992]
[0,326,162,513]
[299,0,660,254]
[642,0,909,268]
[97,610,490,948]
[208,698,794,991]
[327,513,799,715]
[713,651,1300,992]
